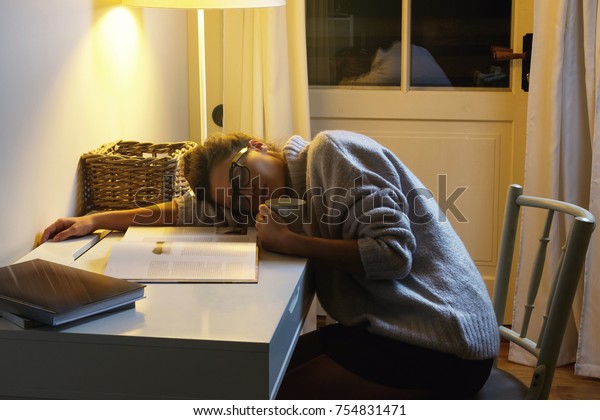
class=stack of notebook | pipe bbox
[0,258,145,328]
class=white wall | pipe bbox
[0,0,190,266]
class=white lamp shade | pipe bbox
[122,0,285,9]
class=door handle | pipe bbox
[491,46,526,61]
[491,33,533,92]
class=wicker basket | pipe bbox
[80,140,197,212]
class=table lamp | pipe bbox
[122,0,286,142]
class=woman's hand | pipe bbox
[38,202,178,245]
[40,215,98,243]
[255,204,295,254]
[257,204,365,275]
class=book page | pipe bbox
[105,240,257,283]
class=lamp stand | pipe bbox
[197,9,208,143]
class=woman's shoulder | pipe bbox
[310,130,383,154]
[310,131,397,169]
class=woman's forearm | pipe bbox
[285,233,365,277]
[90,202,177,231]
[255,205,365,277]
[41,201,179,243]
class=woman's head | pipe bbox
[335,47,374,83]
[183,132,288,216]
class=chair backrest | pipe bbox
[492,184,595,399]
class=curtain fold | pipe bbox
[222,0,311,147]
[577,0,600,379]
[511,0,600,378]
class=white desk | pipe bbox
[0,231,312,399]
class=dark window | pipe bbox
[306,0,512,88]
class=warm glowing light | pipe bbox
[99,7,139,62]
[95,6,141,88]
[120,0,286,142]
[122,0,285,9]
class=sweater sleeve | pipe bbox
[307,132,418,280]
[348,179,417,280]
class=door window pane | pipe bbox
[306,0,402,86]
[306,0,513,88]
[411,1,512,88]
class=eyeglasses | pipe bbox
[229,146,251,214]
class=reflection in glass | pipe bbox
[306,0,513,88]
[411,1,512,88]
[337,41,451,87]
[306,0,402,86]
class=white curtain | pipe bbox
[511,0,600,378]
[222,0,311,147]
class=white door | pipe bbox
[308,0,533,303]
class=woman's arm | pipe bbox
[287,233,365,277]
[255,205,365,276]
[41,201,177,243]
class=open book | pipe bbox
[104,226,258,283]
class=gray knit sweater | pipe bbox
[283,130,499,360]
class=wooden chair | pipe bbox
[475,184,595,399]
